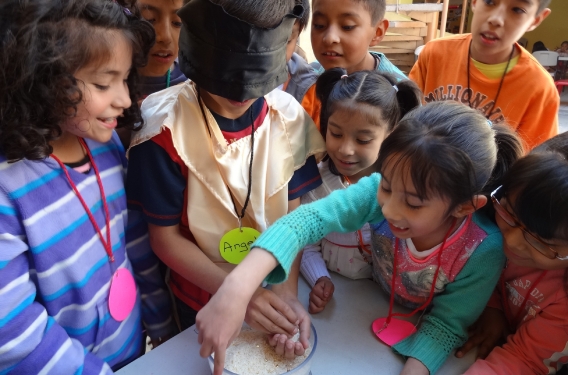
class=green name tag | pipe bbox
[219,227,261,264]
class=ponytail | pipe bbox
[482,123,524,197]
[377,73,422,124]
[315,67,346,139]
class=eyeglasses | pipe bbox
[491,186,568,261]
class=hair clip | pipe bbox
[341,74,348,79]
[392,85,399,92]
[112,0,132,16]
[486,119,493,127]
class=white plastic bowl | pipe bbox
[208,324,317,375]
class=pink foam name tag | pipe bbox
[109,268,137,322]
[372,317,417,347]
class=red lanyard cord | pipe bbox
[385,219,457,325]
[357,229,372,255]
[51,138,114,262]
[501,269,547,329]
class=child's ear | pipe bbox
[369,19,389,47]
[451,195,488,218]
[526,8,551,33]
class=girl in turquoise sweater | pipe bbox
[197,102,523,375]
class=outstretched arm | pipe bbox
[197,174,384,375]
[197,249,282,375]
[257,173,384,283]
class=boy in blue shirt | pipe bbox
[300,0,406,128]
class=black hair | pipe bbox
[562,41,568,46]
[0,0,155,162]
[355,0,387,24]
[502,132,568,295]
[502,132,568,241]
[211,0,295,28]
[537,0,551,13]
[376,101,523,214]
[532,41,548,53]
[316,67,422,176]
[296,0,310,32]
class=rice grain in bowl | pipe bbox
[208,324,317,375]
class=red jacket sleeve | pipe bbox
[464,296,568,375]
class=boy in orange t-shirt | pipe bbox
[410,0,558,150]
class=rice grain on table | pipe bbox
[214,327,312,375]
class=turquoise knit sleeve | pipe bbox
[392,215,506,374]
[252,173,385,284]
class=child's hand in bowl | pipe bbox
[245,287,300,335]
[267,292,311,359]
[196,282,247,375]
[268,333,307,359]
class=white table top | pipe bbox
[117,275,476,375]
[559,56,568,61]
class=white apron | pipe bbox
[131,81,326,272]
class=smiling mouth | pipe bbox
[323,52,342,57]
[97,117,118,129]
[337,159,357,166]
[391,223,408,230]
[387,222,410,234]
[98,117,116,123]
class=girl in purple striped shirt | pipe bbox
[0,1,172,374]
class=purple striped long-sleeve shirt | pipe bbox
[0,133,172,374]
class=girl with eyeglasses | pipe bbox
[459,132,568,374]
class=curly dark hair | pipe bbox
[0,0,155,161]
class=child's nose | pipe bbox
[503,226,530,256]
[155,20,173,46]
[114,83,132,110]
[380,198,400,223]
[322,25,340,45]
[338,139,354,156]
[487,6,505,27]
